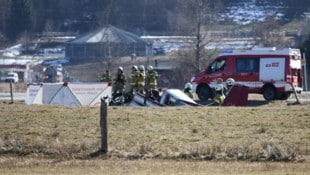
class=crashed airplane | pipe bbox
[128,89,200,107]
[110,84,249,107]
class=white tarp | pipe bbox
[42,83,63,104]
[26,82,112,106]
[25,84,42,105]
[49,86,81,106]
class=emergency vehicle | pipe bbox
[191,48,303,101]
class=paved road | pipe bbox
[0,92,26,101]
[287,91,310,104]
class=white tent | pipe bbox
[26,82,112,106]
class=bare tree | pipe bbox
[174,48,218,88]
[194,0,204,72]
[98,0,115,26]
[166,0,220,87]
[173,0,222,73]
[252,14,290,47]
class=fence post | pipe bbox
[100,97,108,153]
[9,81,13,104]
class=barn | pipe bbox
[65,25,151,62]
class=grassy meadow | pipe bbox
[0,99,309,174]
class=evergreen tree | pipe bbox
[5,0,32,41]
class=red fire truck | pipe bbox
[191,48,303,101]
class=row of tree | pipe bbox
[0,0,309,44]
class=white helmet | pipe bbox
[215,84,223,91]
[132,65,138,71]
[184,82,192,90]
[118,66,123,72]
[139,65,145,71]
[226,78,235,86]
[147,65,153,71]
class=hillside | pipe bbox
[219,0,310,25]
[1,0,309,44]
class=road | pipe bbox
[287,91,310,104]
[0,92,26,101]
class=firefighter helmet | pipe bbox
[215,84,223,91]
[147,65,153,71]
[132,65,138,71]
[226,78,235,86]
[139,65,145,71]
[184,82,192,90]
[118,66,123,72]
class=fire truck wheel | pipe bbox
[196,84,212,101]
[263,85,276,101]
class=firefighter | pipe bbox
[113,66,126,95]
[130,65,139,93]
[145,65,158,100]
[226,78,235,94]
[213,78,227,105]
[145,65,158,91]
[184,82,194,99]
[99,69,111,82]
[137,65,145,93]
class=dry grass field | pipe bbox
[0,98,309,174]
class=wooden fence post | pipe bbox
[10,81,13,104]
[100,97,108,153]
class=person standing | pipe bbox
[130,65,139,93]
[145,65,158,101]
[145,65,158,91]
[113,67,126,95]
[99,69,112,82]
[137,65,146,94]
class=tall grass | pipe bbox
[0,102,309,163]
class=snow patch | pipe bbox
[219,0,284,25]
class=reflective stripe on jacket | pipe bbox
[130,72,138,86]
[146,71,158,86]
[137,72,145,86]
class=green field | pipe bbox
[0,101,309,174]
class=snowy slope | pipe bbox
[219,0,285,25]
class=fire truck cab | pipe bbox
[191,47,303,101]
